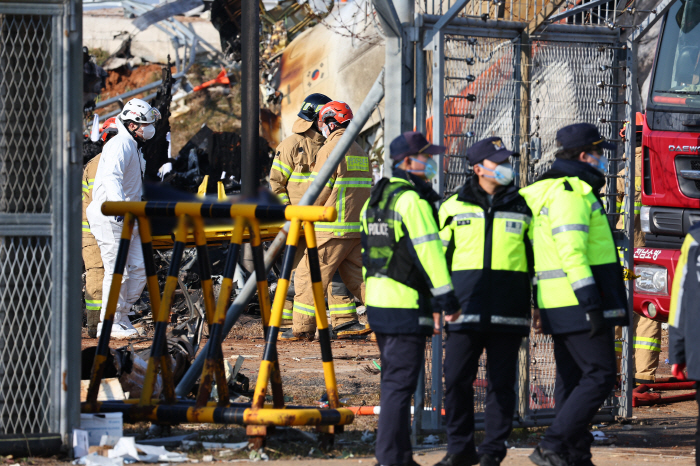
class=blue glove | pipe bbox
[115,216,124,223]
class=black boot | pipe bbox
[479,454,501,466]
[433,453,479,466]
[528,446,570,466]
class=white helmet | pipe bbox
[119,98,161,125]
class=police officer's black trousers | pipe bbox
[540,329,616,462]
[444,330,522,460]
[375,333,426,465]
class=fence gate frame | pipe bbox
[0,0,82,454]
[371,0,643,437]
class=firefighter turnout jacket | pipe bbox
[669,224,700,380]
[519,159,628,334]
[616,147,645,247]
[361,169,460,334]
[313,128,372,238]
[269,118,325,205]
[439,176,533,335]
[82,154,101,238]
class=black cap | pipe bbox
[556,123,616,152]
[298,93,332,122]
[390,131,446,161]
[466,137,519,165]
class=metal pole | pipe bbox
[176,70,386,397]
[429,31,445,197]
[619,38,636,418]
[241,0,259,198]
[518,31,531,187]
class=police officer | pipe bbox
[437,137,533,466]
[361,131,461,466]
[519,123,628,466]
[668,223,700,464]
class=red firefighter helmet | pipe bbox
[317,101,353,138]
[100,117,118,142]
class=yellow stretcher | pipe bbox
[150,177,283,249]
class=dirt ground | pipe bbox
[70,316,700,466]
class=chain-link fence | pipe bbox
[417,20,623,431]
[0,2,82,452]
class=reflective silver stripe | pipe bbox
[418,316,434,326]
[537,269,567,280]
[571,276,596,290]
[455,212,484,220]
[450,314,480,324]
[442,239,450,247]
[591,201,602,212]
[494,212,532,223]
[540,207,549,215]
[412,233,440,246]
[551,224,589,235]
[431,284,453,296]
[532,276,538,285]
[491,315,530,327]
[603,309,626,318]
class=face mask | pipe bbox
[408,157,438,180]
[587,153,608,174]
[478,162,514,186]
[141,124,156,140]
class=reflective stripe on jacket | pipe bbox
[669,224,700,380]
[520,159,628,335]
[269,118,325,205]
[82,154,101,238]
[313,128,372,239]
[361,169,460,335]
[616,147,645,248]
[438,177,533,335]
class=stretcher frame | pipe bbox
[82,201,354,447]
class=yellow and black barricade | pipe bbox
[83,201,354,446]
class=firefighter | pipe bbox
[269,94,356,335]
[361,131,461,466]
[437,137,533,466]
[82,118,118,338]
[519,123,628,466]
[615,113,662,385]
[86,98,160,339]
[668,223,700,463]
[285,101,372,340]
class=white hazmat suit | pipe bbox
[86,118,147,337]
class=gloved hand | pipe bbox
[587,310,607,338]
[672,363,687,381]
[114,215,124,223]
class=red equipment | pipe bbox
[192,67,231,93]
[317,101,353,138]
[631,0,700,406]
[634,0,700,323]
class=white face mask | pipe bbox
[478,162,514,186]
[141,124,156,140]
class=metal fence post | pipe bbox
[429,30,445,198]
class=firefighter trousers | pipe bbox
[632,313,662,383]
[292,237,365,333]
[82,234,104,334]
[614,314,662,384]
[282,238,355,327]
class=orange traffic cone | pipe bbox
[192,67,230,92]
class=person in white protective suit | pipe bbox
[86,98,161,339]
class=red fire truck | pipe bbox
[635,0,700,321]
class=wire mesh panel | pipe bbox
[443,35,518,196]
[0,237,53,434]
[0,10,66,441]
[0,15,53,214]
[528,40,617,182]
